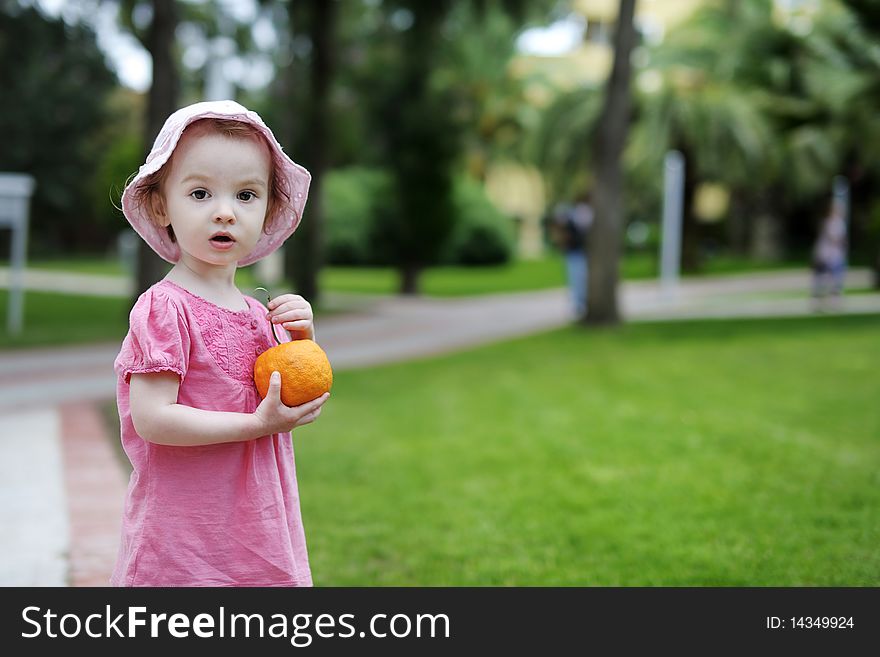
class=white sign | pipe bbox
[0,173,36,334]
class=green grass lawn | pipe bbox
[320,257,574,296]
[0,290,130,349]
[292,315,880,585]
[743,286,876,300]
[1,254,584,297]
[3,251,810,299]
[318,252,806,297]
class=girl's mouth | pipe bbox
[210,234,236,250]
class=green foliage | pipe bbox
[0,5,117,255]
[617,0,880,265]
[322,167,392,265]
[90,116,143,245]
[442,176,516,265]
[323,167,515,266]
[353,0,557,289]
[437,2,539,175]
[0,290,129,349]
[352,2,460,289]
[531,85,603,202]
[373,88,460,278]
[632,0,784,188]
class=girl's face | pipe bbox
[160,128,272,273]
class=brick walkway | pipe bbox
[1,267,878,586]
[59,402,127,587]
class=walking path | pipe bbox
[1,267,878,586]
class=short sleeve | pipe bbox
[114,287,191,384]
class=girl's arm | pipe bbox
[129,371,329,446]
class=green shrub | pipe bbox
[442,176,516,265]
[322,167,392,265]
[323,168,516,267]
[92,131,142,245]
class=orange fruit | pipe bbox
[253,339,333,407]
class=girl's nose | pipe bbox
[214,202,236,224]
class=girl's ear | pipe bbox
[149,192,170,227]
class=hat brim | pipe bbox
[121,101,310,266]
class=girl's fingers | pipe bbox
[307,392,329,408]
[268,296,308,312]
[304,393,329,412]
[291,394,329,427]
[269,309,312,323]
[270,312,311,324]
[298,409,321,426]
[293,404,324,427]
[282,320,312,331]
[285,393,328,416]
[267,295,295,310]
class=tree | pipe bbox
[632,0,857,267]
[439,2,540,181]
[284,0,338,306]
[530,85,603,205]
[585,0,638,325]
[630,0,788,269]
[631,78,772,269]
[827,0,880,285]
[366,0,459,295]
[368,0,544,294]
[269,0,553,297]
[119,0,180,298]
[0,3,117,254]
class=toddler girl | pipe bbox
[112,100,329,586]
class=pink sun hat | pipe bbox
[121,100,311,266]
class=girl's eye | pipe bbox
[238,191,255,202]
[191,190,208,200]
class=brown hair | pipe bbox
[128,118,289,242]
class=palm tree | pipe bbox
[634,0,860,268]
[630,72,773,269]
[822,0,880,284]
[630,0,785,270]
[529,85,604,204]
[441,2,547,181]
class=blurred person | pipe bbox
[550,193,594,316]
[112,100,328,586]
[811,198,848,312]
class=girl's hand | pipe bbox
[254,371,329,435]
[267,293,314,340]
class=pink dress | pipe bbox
[111,279,312,587]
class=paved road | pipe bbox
[3,268,877,411]
[1,267,878,585]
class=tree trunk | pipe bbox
[399,263,421,296]
[290,0,336,306]
[727,190,751,256]
[679,143,700,272]
[585,0,638,326]
[134,0,179,301]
